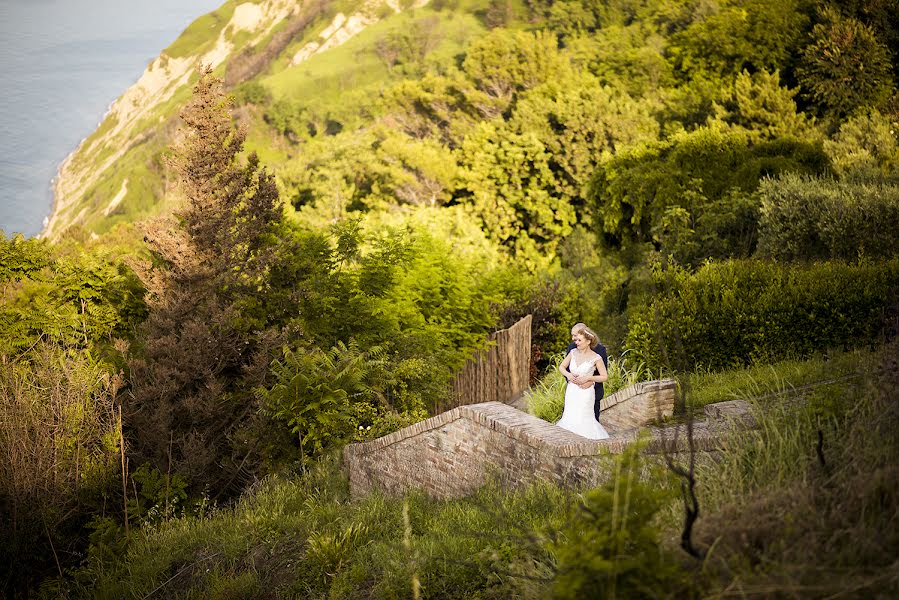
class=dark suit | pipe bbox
[565,341,608,421]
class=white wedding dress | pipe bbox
[555,353,609,440]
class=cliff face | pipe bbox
[43,0,417,239]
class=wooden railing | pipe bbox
[437,315,532,414]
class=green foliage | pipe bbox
[260,341,406,465]
[757,173,899,260]
[667,0,812,81]
[837,0,899,80]
[627,258,899,371]
[823,108,899,181]
[709,69,817,141]
[455,122,563,265]
[454,73,656,263]
[280,126,458,217]
[66,455,569,599]
[571,24,675,98]
[684,347,874,409]
[588,127,830,263]
[462,28,569,114]
[604,351,655,396]
[508,74,660,201]
[379,71,489,144]
[374,15,443,74]
[797,7,895,118]
[0,233,146,358]
[484,0,516,28]
[128,463,190,524]
[525,354,567,422]
[18,2,899,596]
[0,232,51,280]
[232,80,272,106]
[551,443,681,598]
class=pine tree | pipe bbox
[126,66,285,497]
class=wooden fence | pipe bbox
[437,315,532,414]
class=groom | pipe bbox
[564,322,608,421]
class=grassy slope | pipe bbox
[163,2,238,58]
[263,5,487,107]
[64,1,495,238]
[69,346,897,598]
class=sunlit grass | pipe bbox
[683,348,872,408]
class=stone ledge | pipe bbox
[344,379,750,499]
[343,407,464,459]
[600,378,677,412]
[345,397,731,462]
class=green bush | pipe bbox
[823,109,899,182]
[757,173,899,260]
[627,258,899,371]
[796,7,894,118]
[0,233,146,359]
[259,341,428,467]
[587,127,830,264]
[551,442,682,598]
[232,80,272,107]
[667,0,811,81]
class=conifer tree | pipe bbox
[126,66,284,496]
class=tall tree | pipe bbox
[797,7,894,118]
[126,67,284,496]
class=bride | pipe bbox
[556,325,610,440]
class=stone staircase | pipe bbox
[343,380,753,499]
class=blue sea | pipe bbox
[0,0,223,238]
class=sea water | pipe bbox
[0,0,223,237]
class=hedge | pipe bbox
[627,258,899,371]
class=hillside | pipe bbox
[5,0,899,596]
[43,0,474,238]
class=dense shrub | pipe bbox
[796,7,894,118]
[587,127,830,264]
[667,0,811,81]
[757,173,899,260]
[823,109,899,182]
[0,233,146,359]
[627,258,899,371]
[0,344,121,596]
[259,341,429,467]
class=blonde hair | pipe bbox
[574,325,598,346]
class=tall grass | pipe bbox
[68,453,575,599]
[1,343,122,596]
[670,344,899,596]
[685,348,873,408]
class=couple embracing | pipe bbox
[556,323,610,440]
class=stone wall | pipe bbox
[599,379,677,433]
[343,379,742,499]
